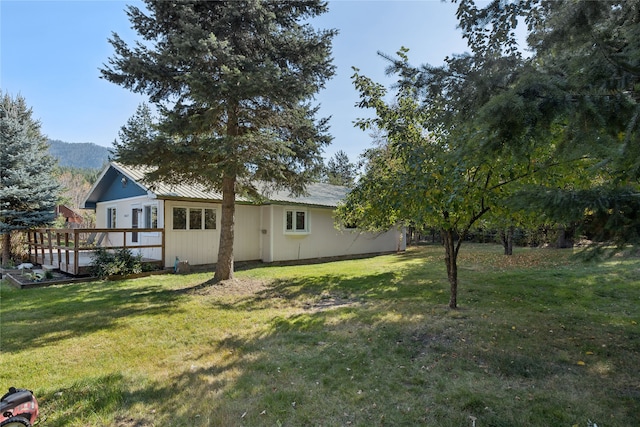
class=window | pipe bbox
[189,208,202,230]
[285,209,308,233]
[173,207,187,230]
[107,207,117,228]
[204,208,216,230]
[173,207,217,230]
[144,205,158,228]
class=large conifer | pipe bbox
[0,92,59,266]
[102,0,336,281]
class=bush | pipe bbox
[91,247,143,279]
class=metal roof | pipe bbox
[106,162,348,208]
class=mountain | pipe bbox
[47,139,111,170]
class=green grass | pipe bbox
[1,244,639,426]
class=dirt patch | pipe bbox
[186,277,363,312]
[303,295,364,312]
[189,277,271,297]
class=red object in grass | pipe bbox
[0,387,39,426]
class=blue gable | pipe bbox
[84,166,147,208]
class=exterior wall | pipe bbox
[267,205,404,262]
[260,205,274,262]
[163,200,262,267]
[97,197,403,268]
[95,195,164,261]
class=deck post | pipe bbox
[64,231,70,270]
[161,228,165,270]
[56,232,61,269]
[47,229,53,266]
[73,230,79,275]
[39,231,45,265]
[27,231,33,263]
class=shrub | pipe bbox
[91,247,143,279]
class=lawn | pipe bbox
[1,244,638,426]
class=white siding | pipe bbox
[163,201,262,267]
[95,196,164,261]
[268,205,403,262]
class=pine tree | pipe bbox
[324,150,357,187]
[0,92,59,266]
[102,0,336,281]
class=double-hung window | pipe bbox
[285,208,309,234]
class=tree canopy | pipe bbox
[339,0,639,307]
[102,0,336,281]
[456,0,640,245]
[0,92,59,266]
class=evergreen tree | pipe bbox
[455,0,640,246]
[102,0,336,281]
[324,150,357,186]
[0,92,59,266]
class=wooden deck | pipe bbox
[27,228,165,276]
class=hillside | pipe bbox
[47,139,111,170]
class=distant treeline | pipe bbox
[47,139,111,170]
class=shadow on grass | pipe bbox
[7,247,640,426]
[0,280,186,353]
[36,298,640,426]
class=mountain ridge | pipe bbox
[47,139,111,170]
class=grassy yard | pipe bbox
[1,244,639,426]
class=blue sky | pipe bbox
[1,0,470,161]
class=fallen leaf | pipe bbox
[577,360,586,366]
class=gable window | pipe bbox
[144,205,158,228]
[285,209,309,233]
[107,207,117,228]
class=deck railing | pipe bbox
[27,228,165,276]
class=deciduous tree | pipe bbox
[102,0,336,281]
[338,41,582,308]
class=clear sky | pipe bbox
[1,0,470,162]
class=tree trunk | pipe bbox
[501,226,514,255]
[443,228,458,309]
[214,175,236,282]
[1,232,11,267]
[556,225,574,249]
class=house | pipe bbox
[82,162,405,269]
[55,205,84,227]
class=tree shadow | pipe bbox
[0,280,186,353]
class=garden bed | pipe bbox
[0,266,171,288]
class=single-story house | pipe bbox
[82,162,405,269]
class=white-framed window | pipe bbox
[144,205,158,228]
[107,207,117,228]
[284,208,309,233]
[173,207,217,230]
